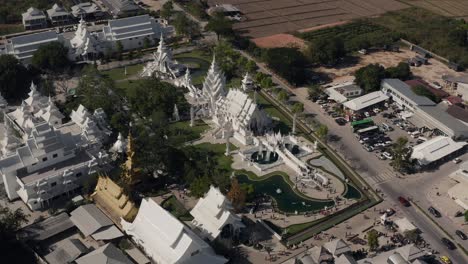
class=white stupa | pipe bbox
[241,72,255,91]
[202,55,226,115]
[70,18,98,59]
[110,132,127,153]
[141,34,178,78]
[34,96,64,126]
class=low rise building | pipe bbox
[358,244,425,264]
[47,4,72,26]
[190,186,245,241]
[70,204,123,241]
[22,7,47,30]
[448,163,468,210]
[3,31,63,64]
[71,2,104,19]
[382,79,436,111]
[101,0,140,17]
[325,82,362,103]
[343,91,389,112]
[410,136,466,166]
[122,198,228,264]
[75,243,132,264]
[442,74,468,100]
[102,14,165,51]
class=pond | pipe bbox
[343,183,362,200]
[173,56,210,83]
[251,151,279,164]
[237,174,334,213]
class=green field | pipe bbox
[102,64,144,81]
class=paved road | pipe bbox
[239,50,468,263]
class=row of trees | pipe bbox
[354,62,411,93]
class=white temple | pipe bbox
[202,56,226,115]
[70,104,106,147]
[214,88,271,145]
[121,198,228,264]
[141,35,184,78]
[69,18,100,60]
[6,82,64,138]
[110,132,126,154]
[190,186,245,241]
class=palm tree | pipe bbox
[391,137,410,171]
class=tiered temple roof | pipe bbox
[190,186,245,240]
[122,198,228,264]
[202,56,226,114]
[70,18,99,58]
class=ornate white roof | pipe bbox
[110,133,126,153]
[121,198,227,264]
[141,35,175,77]
[70,104,92,127]
[190,186,244,240]
[215,89,270,134]
[70,18,98,57]
[202,56,226,112]
[241,72,254,91]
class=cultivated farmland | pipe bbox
[402,0,468,19]
[207,0,409,38]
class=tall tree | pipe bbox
[307,84,322,99]
[354,63,386,93]
[367,229,379,251]
[160,0,174,20]
[173,13,200,40]
[205,12,234,40]
[263,47,308,85]
[32,41,70,73]
[316,124,328,140]
[227,178,246,213]
[0,55,33,103]
[307,37,345,66]
[0,205,36,264]
[76,65,118,113]
[385,62,411,80]
[390,136,411,172]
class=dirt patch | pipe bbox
[317,48,465,84]
[252,33,306,49]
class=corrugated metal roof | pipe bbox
[70,204,114,237]
[382,79,436,106]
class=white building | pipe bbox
[47,4,72,26]
[324,239,351,257]
[102,15,165,51]
[122,198,228,264]
[442,74,468,100]
[22,7,47,30]
[71,2,103,19]
[382,79,436,111]
[6,82,64,137]
[343,91,389,112]
[448,163,468,210]
[410,136,466,166]
[203,56,227,114]
[3,31,63,64]
[190,186,245,240]
[0,121,107,210]
[325,82,362,103]
[357,244,425,264]
[68,18,101,61]
[214,88,271,145]
[241,72,255,92]
[141,35,184,78]
[101,0,140,17]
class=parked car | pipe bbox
[398,196,410,207]
[456,230,467,240]
[428,206,442,218]
[364,112,370,117]
[440,256,452,264]
[453,158,462,164]
[432,81,442,89]
[363,145,374,152]
[383,152,393,160]
[441,237,456,250]
[335,118,347,126]
[378,153,387,160]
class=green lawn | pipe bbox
[102,64,144,81]
[174,49,212,62]
[167,120,209,146]
[257,92,292,134]
[192,142,237,172]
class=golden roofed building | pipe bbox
[91,133,139,222]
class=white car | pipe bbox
[364,112,370,117]
[383,152,394,160]
[453,158,462,164]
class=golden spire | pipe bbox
[121,132,139,186]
